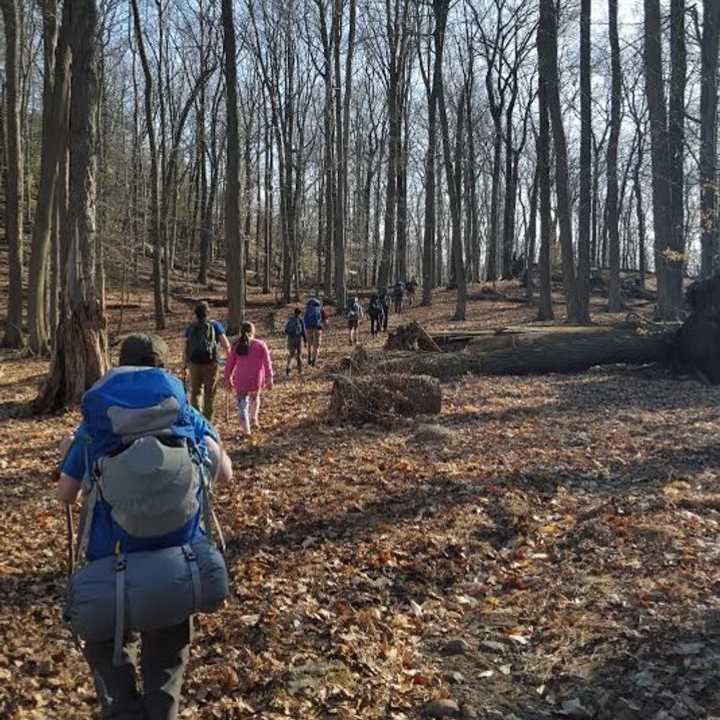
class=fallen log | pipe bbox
[329,374,442,422]
[385,321,443,352]
[374,324,678,380]
[468,287,528,304]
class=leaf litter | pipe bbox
[1,286,720,718]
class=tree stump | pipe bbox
[329,374,442,422]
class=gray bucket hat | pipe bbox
[118,334,169,367]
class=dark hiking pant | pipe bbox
[83,619,191,720]
[287,338,303,374]
[393,297,403,313]
[381,304,389,331]
[370,313,383,336]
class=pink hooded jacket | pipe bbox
[224,338,273,394]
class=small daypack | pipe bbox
[285,316,304,338]
[304,300,323,329]
[347,298,360,319]
[186,320,217,364]
[64,368,227,665]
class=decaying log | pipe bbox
[329,374,442,422]
[385,321,443,352]
[468,286,528,304]
[373,323,678,380]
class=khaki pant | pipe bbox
[188,362,218,421]
[84,619,190,720]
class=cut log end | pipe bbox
[329,373,442,423]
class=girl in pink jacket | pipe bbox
[224,321,273,435]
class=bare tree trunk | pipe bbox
[537,42,554,321]
[223,0,244,333]
[578,0,592,313]
[667,0,686,313]
[539,0,586,323]
[36,0,108,412]
[1,0,25,348]
[606,0,623,311]
[700,0,720,277]
[28,1,70,354]
[130,0,164,329]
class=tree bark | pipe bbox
[130,0,164,330]
[700,0,720,278]
[536,27,554,321]
[1,0,25,348]
[222,0,244,334]
[578,0,592,313]
[36,0,108,412]
[606,0,623,312]
[539,0,587,323]
[373,325,675,381]
[28,1,71,355]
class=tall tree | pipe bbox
[539,0,587,323]
[37,0,109,411]
[578,0,592,313]
[418,0,448,306]
[536,34,553,321]
[606,0,623,311]
[1,0,24,348]
[130,0,164,329]
[222,0,244,333]
[700,0,720,277]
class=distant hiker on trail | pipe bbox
[405,278,417,306]
[225,321,273,436]
[346,296,364,345]
[304,297,327,367]
[378,286,390,332]
[392,282,405,314]
[368,293,385,337]
[284,308,307,377]
[184,302,230,422]
[58,333,232,720]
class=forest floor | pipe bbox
[2,275,720,720]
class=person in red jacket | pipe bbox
[224,322,274,436]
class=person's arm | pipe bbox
[224,349,237,387]
[57,430,86,505]
[218,333,231,354]
[301,319,307,344]
[263,344,274,388]
[204,435,232,484]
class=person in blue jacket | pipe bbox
[58,334,232,720]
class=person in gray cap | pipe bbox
[57,333,232,720]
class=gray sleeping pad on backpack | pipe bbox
[65,538,228,643]
[97,435,200,538]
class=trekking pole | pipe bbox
[66,505,75,577]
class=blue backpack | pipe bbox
[66,367,228,665]
[304,299,323,329]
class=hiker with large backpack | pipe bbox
[367,293,385,337]
[346,296,364,345]
[284,307,307,377]
[405,278,417,306]
[224,321,273,436]
[184,302,230,422]
[392,281,405,314]
[58,334,232,720]
[303,297,327,366]
[378,286,390,332]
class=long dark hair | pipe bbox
[234,321,255,356]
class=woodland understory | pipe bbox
[2,266,720,720]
